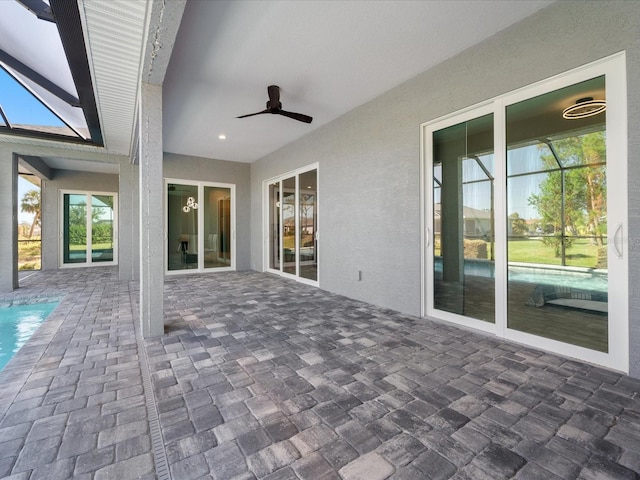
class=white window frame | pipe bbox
[420,52,628,372]
[59,189,118,268]
[164,179,236,275]
[262,163,319,287]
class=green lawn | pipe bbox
[507,238,600,268]
[18,237,41,271]
[68,242,113,251]
[283,234,313,249]
[19,237,115,271]
[435,236,604,268]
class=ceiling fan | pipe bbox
[237,85,313,124]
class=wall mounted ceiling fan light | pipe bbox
[562,97,606,119]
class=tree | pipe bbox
[66,199,114,247]
[20,189,41,239]
[528,132,606,259]
[509,212,528,236]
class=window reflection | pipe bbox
[433,114,495,323]
[299,169,317,281]
[204,187,232,269]
[167,183,199,271]
[506,76,608,352]
[282,177,296,275]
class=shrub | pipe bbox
[464,239,487,259]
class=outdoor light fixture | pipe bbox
[182,196,198,213]
[562,97,606,119]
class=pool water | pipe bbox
[435,258,608,292]
[508,265,607,292]
[0,302,58,372]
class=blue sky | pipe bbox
[1,69,47,224]
[18,177,38,225]
[0,68,64,127]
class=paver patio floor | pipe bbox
[1,268,640,479]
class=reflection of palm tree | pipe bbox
[20,189,41,238]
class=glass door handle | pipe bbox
[426,227,431,247]
[613,223,623,258]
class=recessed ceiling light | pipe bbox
[218,134,227,140]
[562,97,606,119]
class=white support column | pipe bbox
[0,145,18,292]
[139,83,164,337]
[119,159,139,282]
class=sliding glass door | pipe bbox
[505,77,609,352]
[298,169,318,281]
[432,112,495,324]
[204,186,232,269]
[61,191,116,266]
[282,176,297,275]
[265,165,318,285]
[166,180,235,273]
[423,54,627,371]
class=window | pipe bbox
[422,53,628,371]
[60,191,117,266]
[265,165,318,285]
[165,180,235,273]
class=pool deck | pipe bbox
[1,268,640,479]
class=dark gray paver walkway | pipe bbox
[152,272,640,480]
[1,269,640,479]
[0,269,154,480]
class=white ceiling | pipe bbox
[163,0,554,163]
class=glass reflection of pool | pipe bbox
[0,302,58,372]
[435,258,607,292]
[508,265,607,292]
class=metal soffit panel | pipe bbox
[80,0,148,155]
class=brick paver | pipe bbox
[1,269,640,479]
[0,269,154,479]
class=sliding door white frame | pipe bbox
[263,163,319,287]
[59,189,118,268]
[164,178,236,275]
[421,52,628,372]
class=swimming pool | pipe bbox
[0,302,58,372]
[435,258,608,292]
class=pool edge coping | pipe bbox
[0,293,68,422]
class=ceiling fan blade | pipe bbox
[277,110,313,124]
[238,86,312,123]
[236,109,269,119]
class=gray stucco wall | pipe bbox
[249,1,640,375]
[119,161,139,282]
[0,147,18,291]
[164,153,251,270]
[40,153,250,274]
[42,170,119,270]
